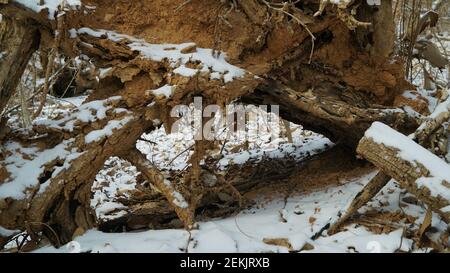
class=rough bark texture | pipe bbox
[242,81,418,148]
[357,135,450,223]
[0,11,257,243]
[327,94,450,234]
[0,12,40,121]
[327,171,391,235]
[123,148,196,228]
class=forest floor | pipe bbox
[4,95,443,253]
[34,170,444,253]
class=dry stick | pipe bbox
[327,172,391,235]
[47,65,80,117]
[283,119,293,143]
[19,85,31,127]
[17,234,30,252]
[33,3,66,119]
[32,49,56,120]
[124,148,195,228]
[5,57,74,116]
[27,221,61,248]
[168,143,195,166]
[216,173,244,207]
[175,0,193,12]
[137,137,158,146]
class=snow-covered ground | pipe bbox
[35,172,448,253]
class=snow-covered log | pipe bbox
[327,93,450,234]
[357,122,450,223]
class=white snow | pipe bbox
[84,116,134,144]
[0,139,81,200]
[14,0,81,19]
[173,65,198,77]
[35,174,425,253]
[91,157,139,221]
[413,92,450,135]
[402,90,420,100]
[428,94,450,119]
[74,28,246,83]
[217,137,332,170]
[365,122,450,201]
[148,85,176,99]
[98,67,113,79]
[0,95,132,200]
[94,202,128,221]
[163,179,189,209]
[34,96,124,132]
[0,226,20,238]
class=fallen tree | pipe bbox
[0,0,429,248]
[242,81,418,148]
[99,144,368,232]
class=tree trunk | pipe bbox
[242,81,418,148]
[0,12,40,122]
[357,123,450,223]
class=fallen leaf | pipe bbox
[419,208,433,239]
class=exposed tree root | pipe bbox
[0,0,432,248]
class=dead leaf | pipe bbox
[300,243,314,251]
[419,208,433,239]
[263,238,293,251]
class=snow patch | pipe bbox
[148,85,176,99]
[14,0,81,19]
[0,139,81,200]
[0,226,20,238]
[85,116,134,144]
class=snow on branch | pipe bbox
[12,0,81,19]
[73,28,247,83]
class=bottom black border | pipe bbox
[0,253,445,272]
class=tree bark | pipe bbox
[327,171,391,235]
[242,81,418,148]
[326,95,450,234]
[123,148,195,229]
[357,129,450,223]
[0,13,40,119]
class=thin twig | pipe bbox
[168,143,195,166]
[175,0,193,12]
